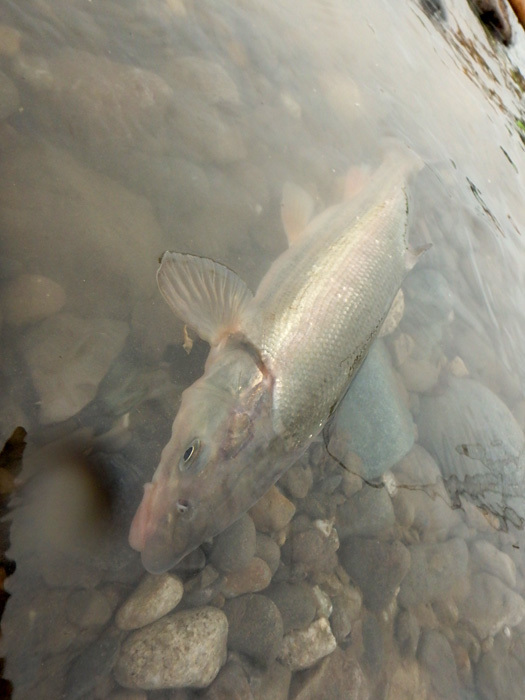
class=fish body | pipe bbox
[130,146,426,573]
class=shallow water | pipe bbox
[1,0,525,698]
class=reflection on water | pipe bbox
[1,0,525,698]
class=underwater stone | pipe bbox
[329,340,415,480]
[114,607,228,690]
[116,573,184,630]
[279,617,337,671]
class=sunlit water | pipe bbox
[1,0,525,698]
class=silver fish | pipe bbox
[129,146,427,573]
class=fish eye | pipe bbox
[179,438,201,472]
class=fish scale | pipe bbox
[246,183,410,447]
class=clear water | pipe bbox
[1,0,525,698]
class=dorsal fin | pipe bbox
[157,252,254,346]
[281,182,315,246]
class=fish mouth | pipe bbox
[129,481,190,574]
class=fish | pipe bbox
[129,145,428,574]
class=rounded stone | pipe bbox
[224,594,284,666]
[265,582,317,634]
[116,573,184,630]
[279,617,337,671]
[249,486,296,533]
[209,513,256,573]
[0,70,19,120]
[220,557,272,598]
[114,606,228,690]
[2,273,66,325]
[255,533,281,576]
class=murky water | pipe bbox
[1,0,525,698]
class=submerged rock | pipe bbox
[224,594,284,666]
[329,340,414,480]
[114,607,228,690]
[116,573,184,630]
[20,312,128,423]
[459,572,525,638]
[418,377,525,529]
[279,617,337,671]
[1,273,66,326]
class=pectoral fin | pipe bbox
[281,182,315,246]
[157,252,254,346]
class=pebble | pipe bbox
[329,341,415,480]
[336,484,395,539]
[249,486,296,533]
[397,356,441,393]
[339,538,410,611]
[209,513,256,573]
[475,628,525,700]
[330,584,362,642]
[387,657,426,700]
[398,538,469,606]
[65,588,113,629]
[289,647,369,700]
[265,582,317,634]
[362,613,384,673]
[114,607,228,690]
[200,660,253,700]
[459,572,525,638]
[224,594,284,666]
[255,533,281,576]
[115,573,184,630]
[220,557,272,598]
[252,661,291,700]
[418,629,460,699]
[0,70,19,120]
[108,691,148,700]
[20,312,129,423]
[278,458,313,499]
[279,617,337,671]
[1,273,65,325]
[281,523,339,576]
[183,565,222,608]
[395,609,420,657]
[469,539,517,588]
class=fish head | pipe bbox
[129,346,277,573]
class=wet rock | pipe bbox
[168,56,241,105]
[41,551,103,588]
[278,458,313,499]
[108,691,148,700]
[114,607,228,690]
[398,538,469,606]
[249,486,296,533]
[336,484,395,539]
[20,312,128,423]
[224,594,284,666]
[362,613,384,673]
[459,573,525,638]
[265,582,317,634]
[397,356,441,393]
[0,70,19,120]
[395,609,420,657]
[290,647,369,700]
[210,513,256,573]
[279,617,337,671]
[66,634,121,700]
[116,573,184,630]
[0,142,163,320]
[183,565,222,608]
[281,523,339,576]
[469,539,517,588]
[475,628,525,700]
[418,629,460,700]
[251,661,291,700]
[330,584,362,642]
[255,533,281,576]
[1,273,66,326]
[66,588,112,629]
[329,341,414,480]
[339,538,410,611]
[387,657,427,700]
[470,0,511,44]
[221,557,272,598]
[418,377,525,529]
[200,660,253,700]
